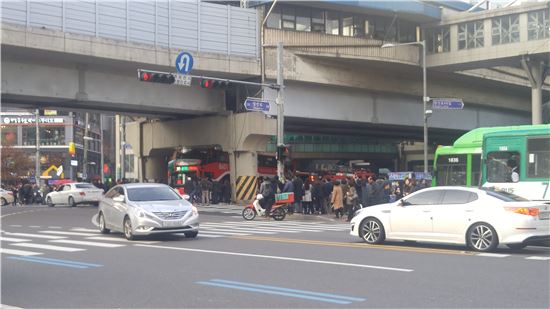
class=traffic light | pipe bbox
[276,145,289,161]
[68,142,76,156]
[138,70,175,84]
[200,79,230,89]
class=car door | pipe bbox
[62,184,73,204]
[101,187,117,228]
[111,187,128,229]
[389,190,444,240]
[53,185,67,204]
[431,190,478,243]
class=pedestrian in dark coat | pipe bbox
[292,176,304,213]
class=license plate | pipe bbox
[163,220,184,227]
[539,212,550,220]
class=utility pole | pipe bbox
[83,112,89,181]
[276,42,285,180]
[121,115,126,180]
[100,115,104,183]
[35,108,40,185]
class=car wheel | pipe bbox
[47,197,54,207]
[506,243,527,250]
[123,217,135,240]
[184,231,198,238]
[0,198,7,206]
[272,208,286,221]
[467,222,499,252]
[98,212,110,234]
[242,208,256,220]
[359,217,385,244]
[68,196,76,207]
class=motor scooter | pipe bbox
[242,194,286,221]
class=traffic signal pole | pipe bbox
[276,42,285,180]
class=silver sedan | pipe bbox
[98,183,199,240]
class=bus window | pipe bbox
[527,137,550,179]
[486,151,519,183]
[471,154,481,186]
[436,155,467,186]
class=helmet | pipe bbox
[256,194,264,200]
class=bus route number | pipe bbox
[448,157,459,163]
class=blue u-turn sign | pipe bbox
[175,52,194,74]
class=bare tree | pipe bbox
[1,141,33,184]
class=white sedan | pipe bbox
[350,187,550,252]
[46,183,104,207]
[1,188,15,206]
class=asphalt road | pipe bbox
[1,204,549,308]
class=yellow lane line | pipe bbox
[231,235,475,256]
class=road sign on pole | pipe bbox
[174,74,192,86]
[175,51,194,74]
[244,97,271,112]
[432,98,464,110]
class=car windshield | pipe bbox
[127,186,182,202]
[483,189,529,202]
[76,184,96,189]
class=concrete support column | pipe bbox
[144,156,165,184]
[521,57,548,125]
[229,151,258,203]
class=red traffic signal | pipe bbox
[138,70,175,84]
[200,79,229,89]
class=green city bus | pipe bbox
[481,124,550,201]
[432,126,523,187]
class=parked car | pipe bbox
[350,187,550,252]
[98,183,199,240]
[46,183,103,207]
[0,188,15,206]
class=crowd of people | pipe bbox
[181,177,232,205]
[256,174,430,221]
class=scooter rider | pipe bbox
[259,177,275,216]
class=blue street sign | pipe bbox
[244,97,271,112]
[175,52,193,74]
[432,98,464,110]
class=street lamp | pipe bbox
[382,40,429,174]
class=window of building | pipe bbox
[266,7,281,29]
[311,9,325,32]
[40,126,65,146]
[1,126,18,145]
[486,151,520,183]
[528,10,550,40]
[326,11,340,35]
[342,14,354,36]
[527,137,550,179]
[426,26,450,54]
[458,21,484,50]
[353,15,367,37]
[282,6,296,30]
[373,16,397,41]
[22,127,36,146]
[124,154,134,174]
[295,7,311,32]
[398,20,416,43]
[492,14,519,45]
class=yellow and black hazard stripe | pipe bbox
[236,176,257,202]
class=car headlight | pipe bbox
[192,205,198,216]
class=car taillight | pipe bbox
[80,192,86,196]
[505,207,539,217]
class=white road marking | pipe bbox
[199,225,276,234]
[3,232,66,239]
[11,243,85,252]
[197,230,251,236]
[172,233,223,238]
[28,226,41,228]
[525,256,550,260]
[476,253,510,258]
[40,231,97,237]
[0,248,43,256]
[71,228,101,233]
[9,225,22,227]
[47,226,63,229]
[135,244,414,272]
[0,237,31,243]
[85,236,158,244]
[49,239,125,248]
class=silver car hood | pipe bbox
[134,200,192,212]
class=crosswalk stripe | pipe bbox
[198,230,251,236]
[71,228,101,233]
[12,243,85,252]
[215,222,337,232]
[49,240,125,248]
[3,232,66,239]
[0,248,43,256]
[85,237,158,244]
[525,256,550,260]
[40,231,98,236]
[0,237,31,242]
[199,225,277,234]
[201,223,307,233]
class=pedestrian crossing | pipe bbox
[0,221,350,257]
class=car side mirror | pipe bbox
[113,195,125,203]
[398,199,409,207]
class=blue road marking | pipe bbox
[8,256,102,269]
[197,279,366,305]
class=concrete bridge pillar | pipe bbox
[521,57,547,125]
[144,156,166,184]
[229,151,259,204]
